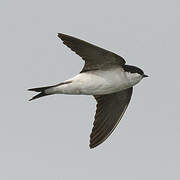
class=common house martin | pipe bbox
[29,33,148,148]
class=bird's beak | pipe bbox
[143,74,149,78]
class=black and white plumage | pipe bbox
[29,33,148,148]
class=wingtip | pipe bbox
[57,33,64,38]
[89,144,94,149]
[89,142,98,149]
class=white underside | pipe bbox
[48,67,142,95]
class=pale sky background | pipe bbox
[0,0,180,179]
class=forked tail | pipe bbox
[28,85,54,101]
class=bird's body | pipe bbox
[29,33,148,148]
[48,67,142,95]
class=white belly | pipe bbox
[53,68,142,95]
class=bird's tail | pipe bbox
[28,85,55,101]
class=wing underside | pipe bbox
[57,33,126,72]
[90,87,133,148]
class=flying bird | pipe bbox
[29,33,148,148]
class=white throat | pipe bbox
[125,72,143,86]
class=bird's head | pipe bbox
[123,65,148,85]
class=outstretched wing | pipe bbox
[90,88,133,148]
[57,33,126,72]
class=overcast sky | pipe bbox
[0,0,180,179]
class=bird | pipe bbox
[28,33,148,149]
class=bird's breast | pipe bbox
[64,68,133,95]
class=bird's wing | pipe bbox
[90,87,133,148]
[57,33,126,72]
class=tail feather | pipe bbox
[28,85,54,101]
[28,92,47,101]
[28,81,72,101]
[28,85,54,92]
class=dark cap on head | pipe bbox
[123,65,148,78]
